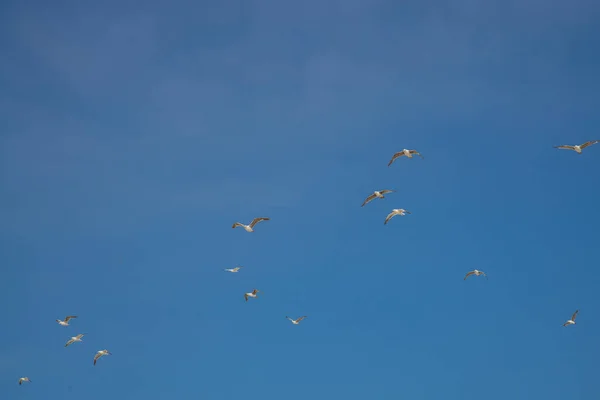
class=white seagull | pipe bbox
[554,141,599,154]
[65,334,85,348]
[384,209,411,224]
[93,349,111,366]
[56,315,77,326]
[286,316,308,325]
[244,289,260,302]
[18,377,31,385]
[361,190,395,207]
[224,266,243,273]
[232,217,270,232]
[464,270,487,280]
[388,149,424,166]
[563,310,579,327]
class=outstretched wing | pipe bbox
[244,293,249,302]
[580,140,599,149]
[554,145,575,150]
[410,150,424,159]
[464,271,475,280]
[379,190,395,195]
[384,211,396,225]
[296,316,307,323]
[571,310,579,321]
[232,222,243,229]
[387,152,404,166]
[93,353,101,365]
[249,217,270,228]
[361,193,377,207]
[64,316,77,322]
[65,338,75,347]
[75,334,84,340]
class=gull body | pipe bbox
[563,310,579,327]
[244,289,260,302]
[224,266,243,273]
[56,315,77,326]
[93,349,111,366]
[18,377,31,385]
[464,269,487,280]
[286,316,307,325]
[554,141,599,154]
[361,190,395,207]
[388,149,424,166]
[232,217,270,232]
[384,209,411,224]
[65,334,85,347]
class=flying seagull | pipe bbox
[56,315,77,326]
[286,316,308,325]
[554,141,598,154]
[244,289,260,302]
[563,310,579,327]
[384,209,411,224]
[18,377,31,385]
[65,334,85,348]
[93,350,111,366]
[224,266,243,273]
[232,217,270,232]
[388,149,424,166]
[464,270,487,280]
[361,190,395,207]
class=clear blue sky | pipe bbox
[1,1,599,399]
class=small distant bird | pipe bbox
[244,289,260,302]
[56,315,77,326]
[563,310,579,327]
[361,190,395,207]
[384,209,411,224]
[464,270,487,280]
[554,141,598,154]
[93,350,111,366]
[232,217,270,232]
[18,377,31,385]
[286,316,307,325]
[224,266,243,273]
[388,149,424,166]
[65,334,85,347]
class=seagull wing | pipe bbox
[93,353,101,365]
[232,222,243,229]
[244,293,249,302]
[554,145,575,150]
[404,210,412,214]
[580,140,599,149]
[64,316,77,322]
[388,152,404,166]
[410,150,424,159]
[379,190,395,195]
[65,338,75,347]
[464,271,475,280]
[571,310,579,321]
[384,211,397,225]
[296,316,307,323]
[75,334,84,340]
[249,217,269,228]
[361,193,377,207]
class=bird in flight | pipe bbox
[464,270,487,280]
[93,350,111,366]
[563,310,579,327]
[224,266,243,273]
[65,334,85,348]
[554,141,599,154]
[232,217,270,232]
[18,377,31,385]
[361,190,395,207]
[384,209,411,224]
[286,316,308,325]
[388,149,424,166]
[56,315,77,326]
[244,289,260,302]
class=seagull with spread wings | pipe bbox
[388,149,424,166]
[18,377,31,385]
[65,334,84,347]
[286,316,307,325]
[361,190,395,207]
[554,141,599,154]
[93,349,111,366]
[232,217,270,232]
[244,289,260,302]
[464,270,487,280]
[563,310,579,327]
[224,266,243,273]
[384,209,411,224]
[56,315,77,326]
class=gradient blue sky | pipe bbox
[1,1,599,399]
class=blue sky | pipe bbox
[1,0,599,399]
